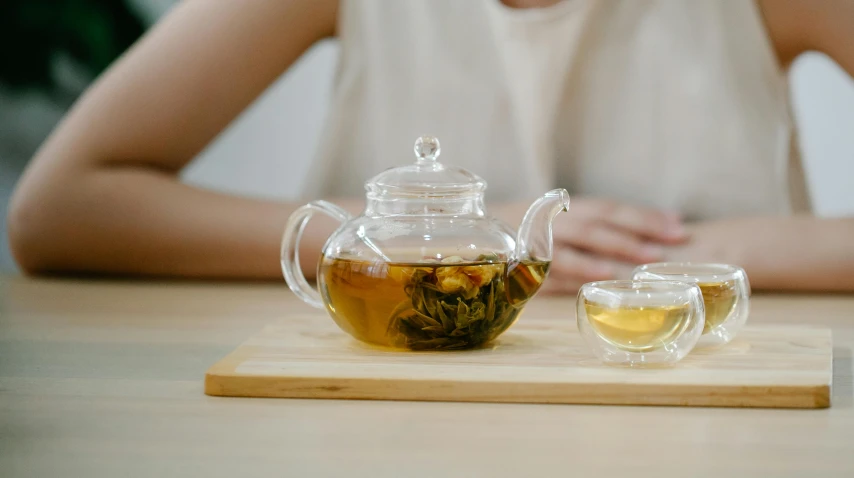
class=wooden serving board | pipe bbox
[205,315,832,408]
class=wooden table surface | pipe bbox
[1,275,853,477]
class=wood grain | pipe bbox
[3,275,853,477]
[205,316,832,408]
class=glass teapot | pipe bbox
[281,136,569,351]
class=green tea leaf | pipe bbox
[470,301,486,322]
[421,326,446,333]
[456,299,469,319]
[455,311,471,329]
[413,309,442,327]
[436,300,455,334]
[485,281,496,322]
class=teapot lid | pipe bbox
[365,136,486,199]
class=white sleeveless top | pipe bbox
[304,0,811,220]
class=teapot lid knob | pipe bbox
[364,135,484,200]
[414,136,441,162]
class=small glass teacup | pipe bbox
[576,280,705,367]
[632,262,750,347]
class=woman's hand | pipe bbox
[495,199,689,295]
[662,216,854,292]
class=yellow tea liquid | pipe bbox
[698,280,738,334]
[319,255,549,350]
[584,299,692,352]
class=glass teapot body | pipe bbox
[281,137,568,351]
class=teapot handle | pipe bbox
[281,200,352,308]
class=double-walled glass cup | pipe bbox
[577,280,705,367]
[632,263,750,347]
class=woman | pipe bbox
[7,0,854,293]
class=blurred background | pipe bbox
[1,0,853,273]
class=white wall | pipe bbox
[184,49,854,216]
[790,53,854,216]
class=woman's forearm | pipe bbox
[665,216,854,292]
[8,166,362,280]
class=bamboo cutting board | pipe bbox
[204,315,832,408]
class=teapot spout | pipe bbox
[513,189,570,263]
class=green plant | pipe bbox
[0,0,145,95]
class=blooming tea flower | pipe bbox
[435,256,502,299]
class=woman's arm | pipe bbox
[759,0,854,72]
[666,217,854,291]
[668,0,854,292]
[7,0,346,280]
